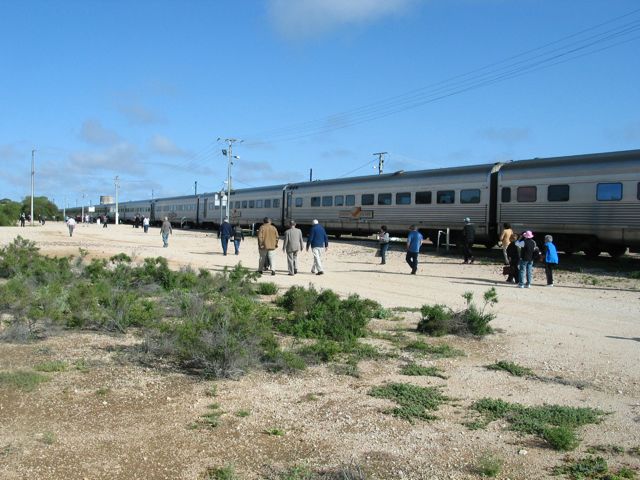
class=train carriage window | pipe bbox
[273,199,280,208]
[264,199,271,208]
[322,196,333,207]
[548,184,570,202]
[256,199,263,208]
[241,201,247,208]
[311,197,321,207]
[362,194,374,205]
[501,187,511,202]
[637,183,640,200]
[396,192,411,205]
[415,191,432,204]
[248,200,255,208]
[295,197,303,207]
[517,186,537,202]
[461,189,481,204]
[334,195,344,206]
[377,193,392,205]
[345,195,355,206]
[437,190,455,204]
[596,183,623,201]
[235,201,240,208]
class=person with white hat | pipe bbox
[461,217,475,264]
[306,219,328,275]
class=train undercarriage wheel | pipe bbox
[606,245,627,258]
[583,247,602,259]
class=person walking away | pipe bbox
[217,217,233,256]
[406,225,424,275]
[66,217,76,237]
[283,220,304,275]
[306,219,328,275]
[505,233,520,284]
[20,212,26,227]
[102,214,108,228]
[499,223,514,265]
[143,216,150,233]
[515,230,539,288]
[258,217,279,275]
[542,235,559,286]
[462,217,475,264]
[377,225,390,265]
[160,217,172,248]
[232,223,244,255]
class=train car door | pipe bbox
[285,190,293,225]
[196,197,200,225]
[150,201,155,223]
[203,198,208,219]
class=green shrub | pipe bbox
[256,282,278,295]
[544,426,579,451]
[400,363,447,378]
[0,370,49,391]
[461,288,498,336]
[205,465,237,480]
[416,304,454,336]
[404,340,464,358]
[369,382,451,422]
[476,452,502,477]
[34,360,67,372]
[486,360,534,377]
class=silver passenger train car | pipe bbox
[70,149,640,256]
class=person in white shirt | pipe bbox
[66,217,77,237]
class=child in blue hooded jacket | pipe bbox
[543,235,559,286]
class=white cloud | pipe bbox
[148,135,192,158]
[69,142,145,175]
[116,100,164,125]
[80,119,121,145]
[268,0,418,40]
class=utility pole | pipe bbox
[309,168,313,182]
[220,138,241,219]
[30,149,35,225]
[373,152,387,175]
[114,176,120,225]
[63,196,66,221]
[151,189,154,200]
[194,181,198,196]
[81,193,86,223]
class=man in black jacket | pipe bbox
[462,217,475,264]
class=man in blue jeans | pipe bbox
[406,225,425,275]
[217,217,233,256]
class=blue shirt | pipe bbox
[407,230,424,253]
[544,242,559,264]
[307,224,328,248]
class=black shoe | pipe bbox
[316,271,324,275]
[271,270,276,276]
[411,269,417,275]
[288,273,294,276]
[294,269,298,274]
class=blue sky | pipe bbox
[1,0,639,207]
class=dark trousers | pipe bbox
[545,263,555,285]
[463,242,474,263]
[220,235,230,255]
[405,251,418,273]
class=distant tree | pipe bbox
[0,199,21,226]
[20,196,61,220]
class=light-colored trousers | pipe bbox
[502,246,509,264]
[311,247,325,273]
[258,248,276,272]
[286,250,300,274]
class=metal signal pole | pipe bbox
[373,152,387,175]
[30,149,35,225]
[219,138,242,219]
[114,176,120,225]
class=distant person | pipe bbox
[283,220,304,275]
[505,233,520,284]
[499,223,514,265]
[377,225,390,265]
[217,217,233,256]
[461,217,475,264]
[102,214,108,228]
[515,230,539,288]
[66,217,77,237]
[160,217,172,248]
[232,223,244,255]
[134,214,140,228]
[257,217,279,275]
[406,225,425,275]
[143,216,150,233]
[306,219,328,275]
[19,212,26,227]
[542,235,559,287]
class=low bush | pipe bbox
[416,304,454,336]
[256,282,278,295]
[400,363,447,379]
[404,340,464,358]
[544,426,579,451]
[0,370,49,391]
[552,455,637,479]
[34,360,67,372]
[486,360,534,377]
[476,452,502,478]
[369,382,451,422]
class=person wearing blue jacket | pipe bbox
[217,217,234,256]
[543,235,559,286]
[306,219,328,275]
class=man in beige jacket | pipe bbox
[282,220,304,275]
[499,223,514,265]
[257,217,279,275]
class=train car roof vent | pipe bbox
[393,170,405,176]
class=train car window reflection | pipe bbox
[461,189,481,204]
[637,183,640,200]
[345,195,355,206]
[256,200,263,208]
[362,194,374,205]
[235,201,241,208]
[501,187,511,202]
[437,190,455,204]
[264,199,271,208]
[248,200,255,208]
[415,191,432,204]
[548,185,570,202]
[334,195,344,206]
[242,201,248,208]
[377,193,392,205]
[311,197,321,207]
[596,183,622,201]
[396,192,411,205]
[273,199,280,208]
[322,196,333,207]
[517,186,537,202]
[295,198,303,207]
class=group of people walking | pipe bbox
[500,223,558,287]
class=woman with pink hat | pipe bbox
[515,230,539,288]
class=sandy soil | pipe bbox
[0,223,639,479]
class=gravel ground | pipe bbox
[0,223,639,479]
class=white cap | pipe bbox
[312,219,319,225]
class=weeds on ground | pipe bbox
[404,340,464,358]
[204,465,237,480]
[476,452,503,477]
[469,398,605,450]
[264,427,285,436]
[369,382,451,422]
[267,462,367,479]
[34,360,67,372]
[486,360,535,377]
[416,288,498,337]
[74,358,90,372]
[235,409,250,417]
[40,431,56,445]
[400,363,447,379]
[552,455,637,479]
[200,403,223,428]
[586,445,626,455]
[96,387,110,396]
[256,282,278,295]
[0,370,49,391]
